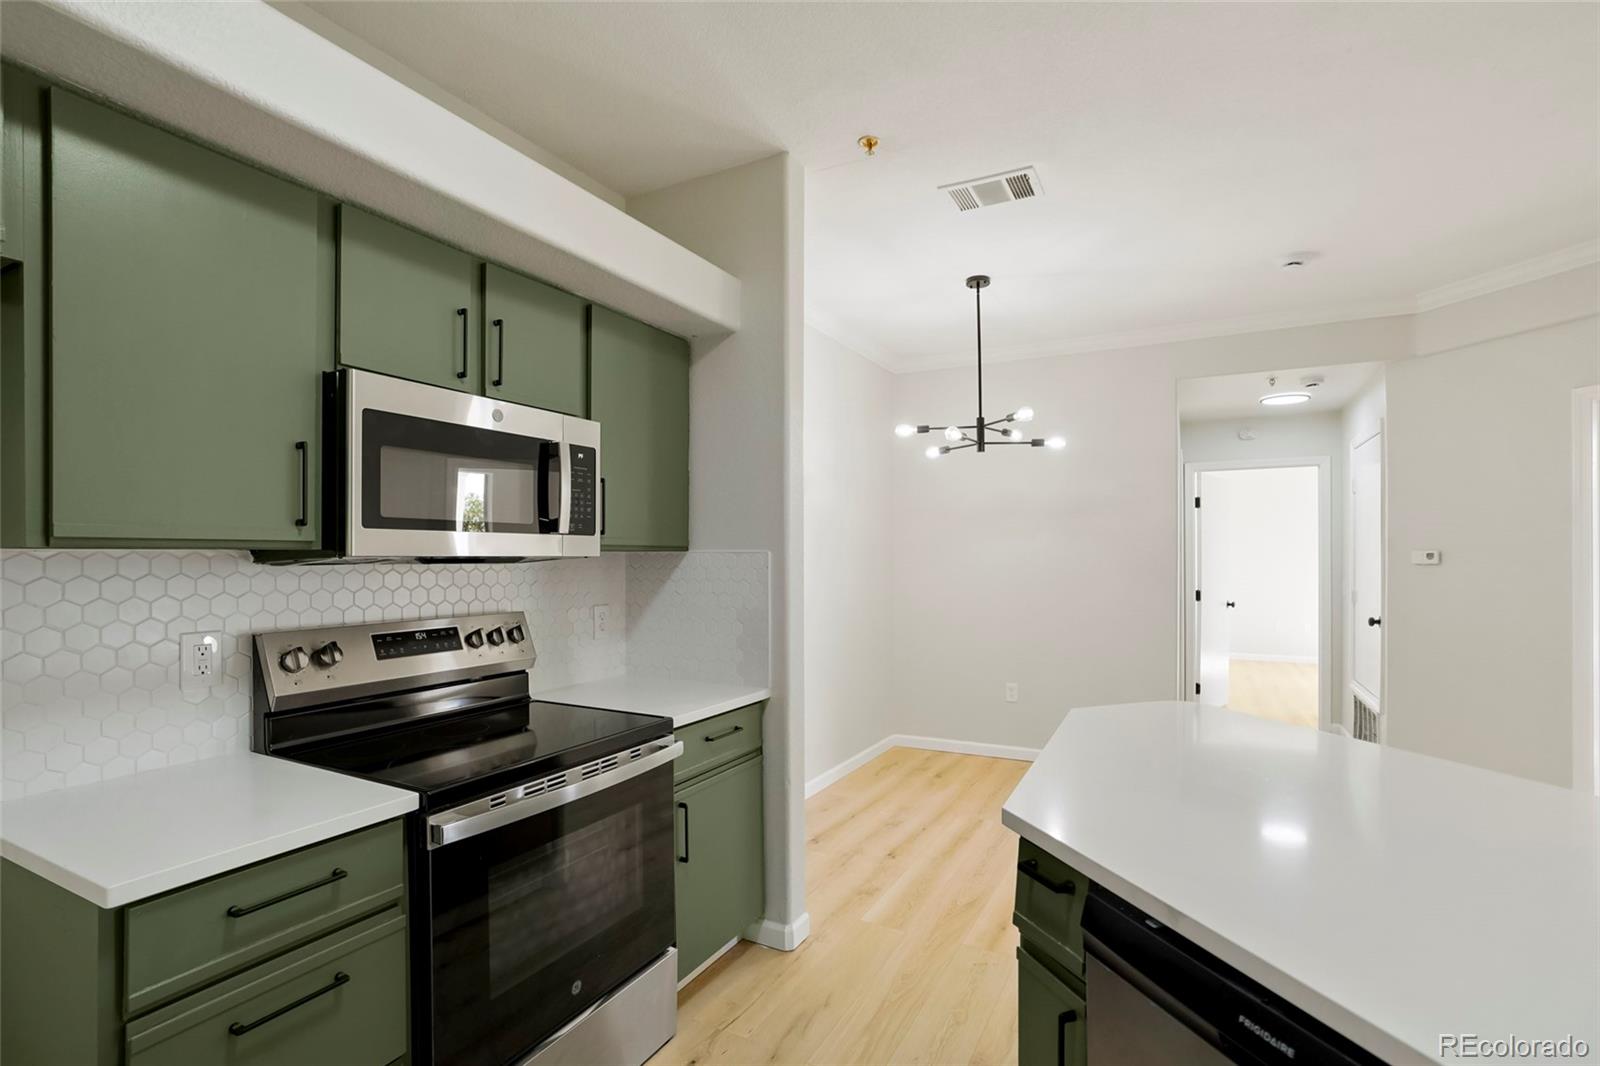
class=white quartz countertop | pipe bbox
[0,753,418,908]
[1001,701,1600,1065]
[533,676,770,727]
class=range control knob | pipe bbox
[279,646,310,674]
[464,628,485,649]
[311,641,344,668]
[486,626,505,647]
[506,624,526,644]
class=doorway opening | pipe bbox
[1185,460,1330,729]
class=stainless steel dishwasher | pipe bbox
[1083,888,1388,1065]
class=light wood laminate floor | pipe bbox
[1228,658,1318,729]
[649,748,1029,1066]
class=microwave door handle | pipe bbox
[557,440,572,536]
[427,739,683,848]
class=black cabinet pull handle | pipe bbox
[1017,858,1075,895]
[679,801,690,862]
[294,441,309,528]
[456,307,469,380]
[227,867,347,918]
[1368,616,1382,627]
[1225,600,1236,608]
[704,724,744,743]
[228,971,350,1037]
[492,317,505,388]
[1057,1009,1079,1066]
[599,476,606,536]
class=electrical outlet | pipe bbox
[181,631,223,689]
[593,604,611,638]
[1004,682,1019,703]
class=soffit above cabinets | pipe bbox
[0,0,740,338]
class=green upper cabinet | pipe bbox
[48,89,324,546]
[589,305,690,550]
[337,204,480,393]
[483,263,587,416]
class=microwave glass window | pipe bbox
[362,409,556,534]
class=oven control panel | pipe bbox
[255,612,535,712]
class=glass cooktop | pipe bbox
[291,700,670,807]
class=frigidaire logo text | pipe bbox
[1238,1014,1296,1059]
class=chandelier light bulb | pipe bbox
[1014,406,1035,423]
[1045,436,1067,450]
[1004,428,1023,441]
[894,423,916,438]
[925,445,943,459]
[943,425,964,442]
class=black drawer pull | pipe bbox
[1057,1008,1079,1066]
[1018,858,1076,895]
[226,867,348,918]
[228,971,349,1037]
[704,724,744,743]
[676,801,689,863]
[492,317,505,387]
[456,307,469,380]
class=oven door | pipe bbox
[344,368,567,559]
[424,740,681,1066]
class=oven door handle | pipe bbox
[426,738,682,848]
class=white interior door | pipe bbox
[1351,432,1384,702]
[1195,473,1232,705]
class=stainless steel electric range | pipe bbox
[250,612,681,1066]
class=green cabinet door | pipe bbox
[337,204,480,393]
[49,89,322,545]
[588,305,689,550]
[483,263,587,415]
[1017,946,1087,1066]
[673,753,764,979]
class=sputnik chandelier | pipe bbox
[894,275,1065,459]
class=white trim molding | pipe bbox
[1573,386,1600,796]
[1415,240,1600,313]
[744,913,810,952]
[805,734,1040,798]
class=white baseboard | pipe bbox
[744,912,810,951]
[677,936,739,989]
[806,734,1039,798]
[1230,652,1318,665]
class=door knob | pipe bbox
[1225,601,1236,608]
[1367,616,1382,627]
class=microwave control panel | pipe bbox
[568,446,597,536]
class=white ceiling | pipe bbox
[297,2,1599,371]
[1178,362,1384,422]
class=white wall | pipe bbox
[628,153,809,946]
[1199,467,1321,661]
[886,317,1412,750]
[802,327,895,782]
[1384,312,1599,786]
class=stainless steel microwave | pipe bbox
[324,368,600,561]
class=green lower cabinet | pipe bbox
[125,910,408,1066]
[483,262,587,415]
[1017,945,1087,1066]
[47,87,327,546]
[588,304,690,551]
[338,204,480,394]
[673,752,765,979]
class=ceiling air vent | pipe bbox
[939,166,1041,212]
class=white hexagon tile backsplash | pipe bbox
[0,549,771,799]
[0,551,625,799]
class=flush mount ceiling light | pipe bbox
[893,275,1065,459]
[1258,375,1311,407]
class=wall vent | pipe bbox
[939,166,1042,212]
[1352,694,1381,743]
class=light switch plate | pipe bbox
[180,631,223,689]
[1004,681,1019,703]
[593,604,611,638]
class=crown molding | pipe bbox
[1413,240,1599,313]
[802,310,899,372]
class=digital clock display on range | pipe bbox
[372,626,463,660]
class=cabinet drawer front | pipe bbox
[127,911,407,1066]
[1013,838,1088,977]
[1017,945,1086,1066]
[125,821,403,1015]
[673,703,764,786]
